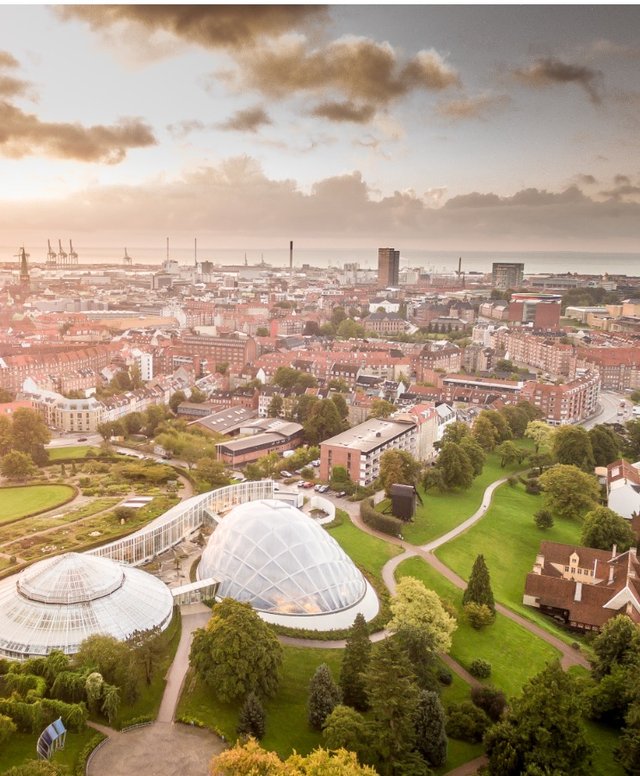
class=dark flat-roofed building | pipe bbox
[215,418,303,466]
[189,406,258,436]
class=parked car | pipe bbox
[335,491,347,498]
[311,459,321,467]
[281,471,293,478]
[318,485,330,493]
[303,481,315,489]
[77,437,88,442]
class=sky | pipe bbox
[1,4,640,264]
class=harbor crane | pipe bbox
[46,239,57,267]
[123,248,132,266]
[68,240,78,265]
[57,239,68,266]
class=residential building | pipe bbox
[606,459,640,520]
[363,312,406,336]
[492,262,524,290]
[523,541,640,631]
[519,371,599,425]
[508,293,562,329]
[378,248,400,288]
[320,416,418,486]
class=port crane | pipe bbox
[68,239,78,265]
[46,239,57,267]
[123,248,132,266]
[57,239,68,266]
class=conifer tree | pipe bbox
[462,554,495,613]
[237,692,266,740]
[339,613,372,711]
[308,663,342,731]
[414,689,448,767]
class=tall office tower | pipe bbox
[378,247,400,287]
[492,262,524,290]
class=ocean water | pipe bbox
[2,245,639,276]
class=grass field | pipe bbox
[401,441,533,545]
[177,645,343,758]
[327,514,403,585]
[0,725,99,773]
[0,484,75,524]
[434,481,583,633]
[396,556,560,697]
[47,445,99,461]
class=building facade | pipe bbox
[378,248,400,288]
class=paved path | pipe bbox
[444,755,488,775]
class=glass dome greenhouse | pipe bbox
[0,552,174,660]
[198,499,367,615]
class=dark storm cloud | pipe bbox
[599,182,640,201]
[231,37,459,106]
[437,92,510,121]
[0,102,156,163]
[512,57,604,104]
[4,157,638,250]
[217,106,271,133]
[57,5,327,50]
[310,101,376,124]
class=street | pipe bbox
[581,390,630,429]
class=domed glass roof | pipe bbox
[0,553,174,659]
[198,499,366,615]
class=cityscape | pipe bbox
[0,6,640,776]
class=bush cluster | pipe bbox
[360,499,403,537]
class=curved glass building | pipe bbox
[198,499,367,616]
[0,552,174,659]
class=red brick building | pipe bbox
[519,371,599,425]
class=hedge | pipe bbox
[360,498,403,537]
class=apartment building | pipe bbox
[576,347,640,391]
[519,371,599,425]
[413,344,462,382]
[500,332,576,377]
[320,417,418,486]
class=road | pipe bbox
[581,389,629,429]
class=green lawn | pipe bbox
[0,484,76,524]
[177,645,343,758]
[0,725,99,773]
[402,443,533,545]
[585,720,625,776]
[436,668,484,774]
[327,514,403,585]
[396,556,560,698]
[48,445,99,461]
[434,481,583,637]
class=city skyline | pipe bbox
[1,5,640,256]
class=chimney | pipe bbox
[593,558,598,579]
[611,544,617,559]
[289,240,293,276]
[609,565,615,584]
[574,582,582,602]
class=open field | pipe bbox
[434,481,583,639]
[0,484,75,524]
[47,445,100,461]
[401,441,533,545]
[327,513,403,585]
[396,556,560,697]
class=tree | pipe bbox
[368,399,395,419]
[538,464,601,520]
[308,663,342,731]
[322,705,371,765]
[128,626,165,685]
[624,419,640,461]
[196,458,230,489]
[464,602,495,629]
[479,409,512,443]
[330,393,348,421]
[484,661,592,776]
[0,713,17,745]
[591,615,640,680]
[435,442,474,490]
[525,420,555,453]
[534,509,554,530]
[527,451,553,476]
[414,690,447,767]
[459,436,485,477]
[379,449,420,499]
[122,411,143,435]
[500,405,529,438]
[363,637,421,773]
[10,408,50,465]
[389,577,457,655]
[581,506,635,552]
[189,599,283,703]
[268,394,284,418]
[189,386,207,403]
[256,326,269,337]
[1,450,37,481]
[337,318,365,339]
[439,421,470,446]
[0,415,12,455]
[462,554,495,613]
[495,440,522,468]
[97,420,123,441]
[237,692,266,740]
[294,394,319,424]
[553,425,595,471]
[273,366,299,389]
[339,613,371,711]
[588,425,621,467]
[303,399,345,445]
[472,413,498,451]
[100,682,121,725]
[75,634,136,700]
[169,390,186,413]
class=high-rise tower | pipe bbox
[378,247,400,287]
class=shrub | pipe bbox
[534,509,554,530]
[437,667,453,686]
[470,685,507,722]
[464,602,495,630]
[525,477,541,495]
[507,475,518,488]
[469,659,492,679]
[237,692,266,740]
[359,498,403,537]
[445,701,491,743]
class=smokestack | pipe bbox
[289,240,293,275]
[166,237,169,261]
[194,237,197,267]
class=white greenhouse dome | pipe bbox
[198,499,379,629]
[0,552,174,660]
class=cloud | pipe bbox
[310,100,376,124]
[614,174,631,185]
[57,5,327,50]
[599,181,640,201]
[575,173,598,185]
[166,120,207,140]
[3,156,639,251]
[0,102,156,163]
[217,106,271,133]
[228,35,459,107]
[0,51,19,69]
[512,57,604,104]
[437,92,510,121]
[0,75,30,99]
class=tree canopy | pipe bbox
[462,554,495,613]
[581,506,635,552]
[552,425,595,471]
[388,576,457,655]
[538,464,601,520]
